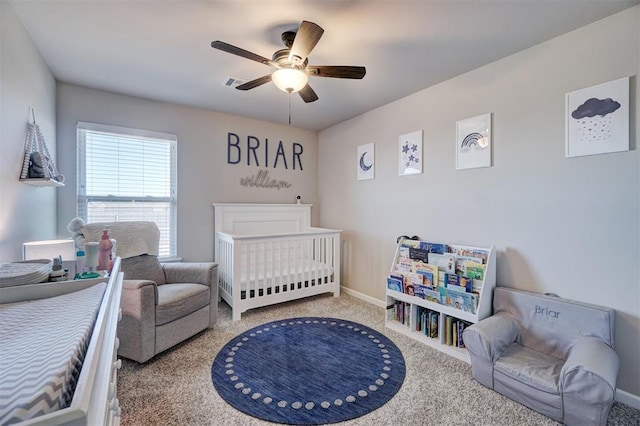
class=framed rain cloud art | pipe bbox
[565,77,629,158]
[456,113,492,170]
[357,143,374,181]
[398,130,423,176]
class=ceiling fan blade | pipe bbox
[236,74,272,91]
[211,41,276,67]
[289,21,324,65]
[307,65,366,79]
[298,84,319,103]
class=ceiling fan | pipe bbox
[211,20,366,103]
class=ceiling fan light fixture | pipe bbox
[272,68,308,93]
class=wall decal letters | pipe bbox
[227,132,304,170]
[240,169,292,190]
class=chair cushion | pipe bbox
[494,342,563,392]
[155,283,210,326]
[121,255,166,285]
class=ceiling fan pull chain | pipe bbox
[288,92,292,125]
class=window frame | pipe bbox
[76,121,178,258]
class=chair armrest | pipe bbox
[561,337,619,399]
[162,262,217,287]
[118,279,157,362]
[463,313,519,363]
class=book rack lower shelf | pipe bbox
[385,319,470,364]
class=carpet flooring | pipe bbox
[117,293,640,425]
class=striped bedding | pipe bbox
[0,282,106,425]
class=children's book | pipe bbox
[415,264,438,288]
[387,276,403,292]
[428,253,456,274]
[409,247,429,263]
[413,284,431,300]
[419,242,447,254]
[394,259,413,274]
[454,248,488,263]
[429,311,439,338]
[423,288,442,304]
[444,272,473,292]
[464,262,485,280]
[398,246,410,260]
[443,287,478,313]
[455,255,484,275]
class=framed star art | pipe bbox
[398,130,423,176]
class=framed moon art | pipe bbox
[456,113,492,170]
[357,143,375,181]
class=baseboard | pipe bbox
[616,388,640,410]
[341,286,386,308]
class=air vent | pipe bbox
[222,76,245,88]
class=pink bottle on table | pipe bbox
[97,228,114,271]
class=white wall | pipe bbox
[0,3,57,262]
[56,84,319,262]
[319,7,640,396]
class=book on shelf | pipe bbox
[440,286,478,313]
[395,259,413,274]
[451,247,488,264]
[443,272,474,292]
[464,262,486,280]
[415,264,438,288]
[387,275,403,293]
[409,247,429,263]
[429,311,439,338]
[400,239,421,249]
[428,253,456,273]
[398,246,410,260]
[413,283,432,300]
[419,242,447,254]
[455,255,484,275]
[445,316,453,345]
[423,287,442,304]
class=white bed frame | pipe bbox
[213,203,341,321]
[0,258,124,426]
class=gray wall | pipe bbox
[318,7,640,396]
[56,84,319,262]
[0,3,57,262]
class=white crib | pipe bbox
[213,203,341,321]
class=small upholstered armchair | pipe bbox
[463,287,618,426]
[82,221,218,363]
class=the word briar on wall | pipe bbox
[227,133,303,170]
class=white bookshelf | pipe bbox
[385,240,496,363]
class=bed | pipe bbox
[0,258,123,425]
[213,203,341,321]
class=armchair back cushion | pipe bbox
[121,255,166,285]
[493,288,615,359]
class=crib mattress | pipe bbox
[0,282,107,425]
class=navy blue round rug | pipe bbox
[211,317,405,425]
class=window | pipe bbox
[77,122,177,258]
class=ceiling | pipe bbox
[9,0,638,131]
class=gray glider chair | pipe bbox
[463,287,618,425]
[82,221,218,363]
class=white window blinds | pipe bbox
[77,122,177,258]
